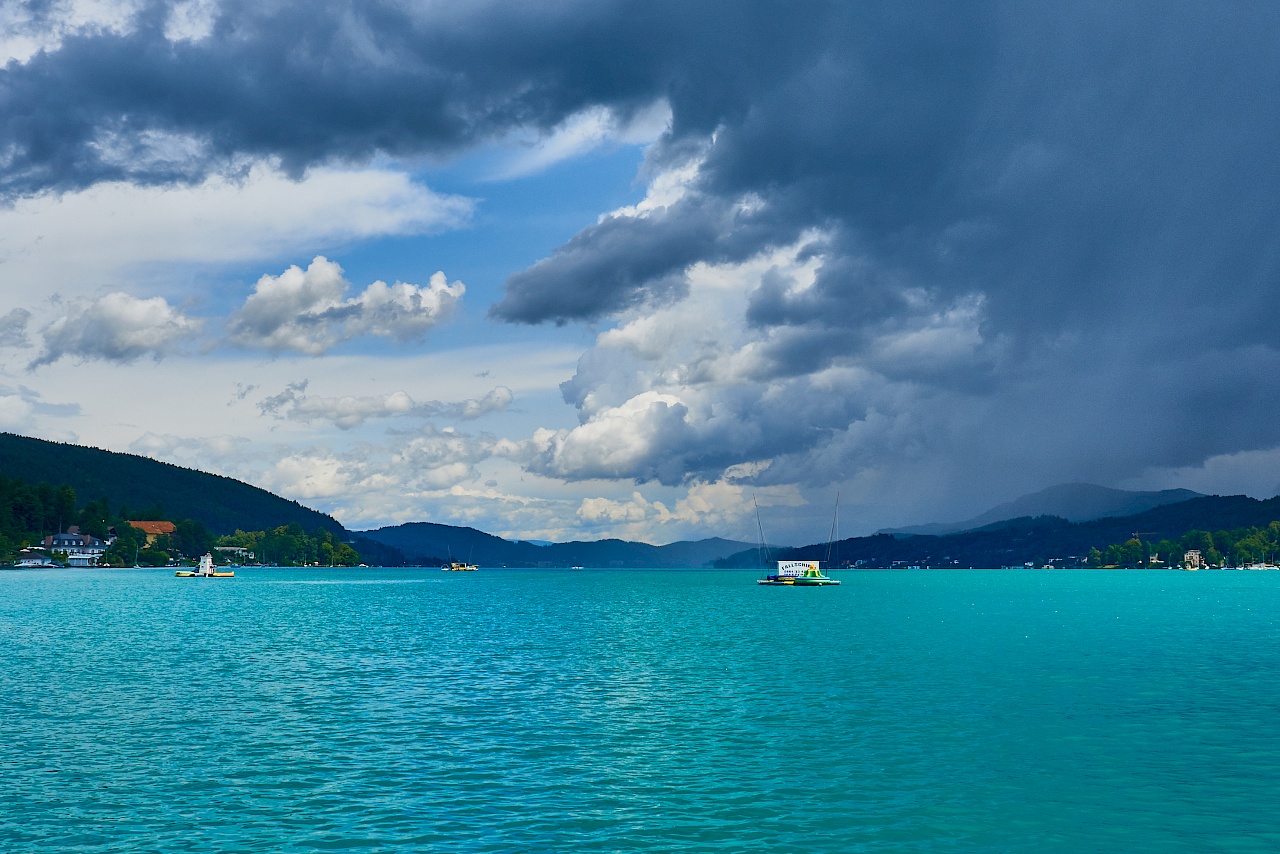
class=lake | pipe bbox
[2,567,1277,852]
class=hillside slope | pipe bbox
[720,494,1280,568]
[880,483,1204,536]
[359,522,752,567]
[0,432,345,536]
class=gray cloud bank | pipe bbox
[259,381,513,429]
[30,292,197,368]
[7,1,1280,519]
[505,3,1280,509]
[0,309,31,347]
[0,0,794,196]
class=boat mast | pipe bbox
[753,494,771,569]
[825,492,840,567]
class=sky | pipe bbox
[3,1,1280,546]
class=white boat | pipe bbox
[12,555,59,569]
[440,562,478,571]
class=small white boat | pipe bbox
[13,554,59,569]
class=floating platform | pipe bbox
[758,560,840,586]
[176,554,234,577]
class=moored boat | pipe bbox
[440,561,479,571]
[12,554,59,569]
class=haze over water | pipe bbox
[3,567,1277,852]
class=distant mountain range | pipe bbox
[718,493,1280,569]
[11,431,1266,570]
[357,521,753,568]
[878,483,1204,536]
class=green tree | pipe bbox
[1117,538,1144,567]
[1230,529,1270,566]
[173,519,215,559]
[1182,530,1214,553]
[137,548,170,567]
[77,496,110,539]
[55,485,78,532]
[103,524,147,566]
[10,485,41,536]
[136,502,166,521]
[1153,539,1179,567]
[37,482,55,534]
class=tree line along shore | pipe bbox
[719,495,1280,570]
[1,475,360,567]
[7,458,1280,570]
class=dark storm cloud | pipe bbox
[495,3,999,324]
[8,2,1277,340]
[491,195,797,323]
[495,3,1280,340]
[497,1,1280,502]
[0,0,823,196]
[9,1,1280,511]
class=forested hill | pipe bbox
[716,494,1280,568]
[359,521,753,568]
[0,432,345,536]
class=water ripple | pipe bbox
[2,567,1277,851]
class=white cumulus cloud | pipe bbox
[0,164,473,318]
[30,292,198,368]
[574,480,804,542]
[531,391,690,481]
[227,256,464,355]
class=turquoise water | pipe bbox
[2,567,1277,852]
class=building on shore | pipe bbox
[126,520,176,546]
[43,530,109,567]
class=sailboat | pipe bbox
[755,494,841,586]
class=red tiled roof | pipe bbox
[127,520,176,535]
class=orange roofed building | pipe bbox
[127,520,176,546]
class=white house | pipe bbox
[43,531,109,567]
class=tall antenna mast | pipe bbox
[825,492,840,565]
[754,494,770,568]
